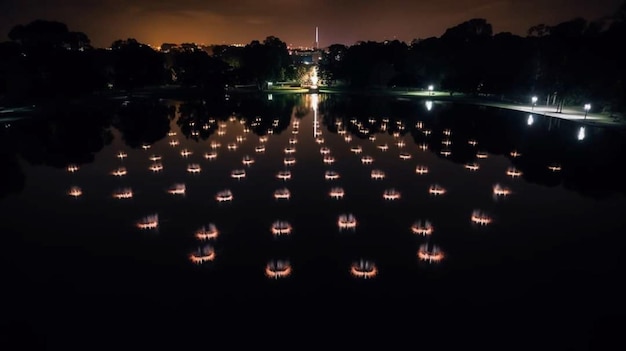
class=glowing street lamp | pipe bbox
[584,103,591,120]
[428,85,434,96]
[531,96,537,110]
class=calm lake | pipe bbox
[1,93,624,346]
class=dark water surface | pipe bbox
[1,94,624,348]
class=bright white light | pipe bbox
[425,100,433,111]
[532,96,538,104]
[428,85,433,91]
[584,103,591,111]
[578,126,585,140]
[527,114,534,125]
[268,94,273,100]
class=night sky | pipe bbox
[0,0,622,48]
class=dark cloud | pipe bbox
[0,0,622,47]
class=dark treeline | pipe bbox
[0,2,625,112]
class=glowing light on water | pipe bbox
[377,144,389,151]
[464,162,479,171]
[506,167,522,178]
[136,214,158,230]
[227,143,237,151]
[338,214,357,230]
[242,155,255,166]
[425,101,433,111]
[471,210,492,225]
[510,150,522,158]
[217,129,226,136]
[187,164,201,173]
[527,114,534,125]
[141,143,151,150]
[284,157,296,166]
[419,143,428,151]
[169,139,179,147]
[320,147,330,155]
[288,138,298,145]
[180,149,192,157]
[230,169,246,179]
[315,137,324,144]
[383,188,401,200]
[423,129,431,136]
[276,170,291,181]
[195,224,219,240]
[210,141,221,149]
[548,164,562,171]
[443,129,451,136]
[111,167,127,177]
[215,189,233,202]
[492,184,511,196]
[344,135,352,142]
[273,188,291,200]
[468,139,477,146]
[369,135,376,141]
[371,169,385,180]
[440,149,451,157]
[411,220,433,236]
[361,155,374,164]
[399,152,412,160]
[167,183,186,195]
[67,186,82,197]
[350,145,362,154]
[442,139,452,146]
[418,243,444,263]
[149,154,161,162]
[236,135,245,143]
[428,184,446,195]
[284,146,296,154]
[149,163,163,172]
[259,136,268,143]
[112,187,133,199]
[350,260,377,279]
[189,245,215,264]
[476,151,488,159]
[271,221,292,236]
[329,187,345,199]
[325,170,340,180]
[396,140,406,148]
[322,156,335,164]
[67,164,79,172]
[204,151,218,160]
[255,145,265,153]
[415,165,429,175]
[168,131,176,137]
[265,260,292,279]
[116,151,127,159]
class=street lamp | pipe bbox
[531,96,537,110]
[584,103,591,120]
[428,85,434,96]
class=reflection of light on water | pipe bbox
[440,149,452,157]
[168,139,179,147]
[67,164,79,173]
[180,149,192,157]
[464,162,479,171]
[510,150,521,158]
[230,169,246,179]
[338,214,357,230]
[415,165,429,175]
[395,140,405,148]
[112,187,133,199]
[195,224,219,240]
[320,146,330,155]
[227,143,237,151]
[187,164,201,173]
[423,129,431,136]
[383,188,401,200]
[141,143,151,150]
[242,155,255,166]
[351,260,377,279]
[399,152,412,160]
[289,138,298,145]
[425,100,433,111]
[236,135,245,143]
[189,244,215,264]
[273,188,291,200]
[276,170,291,181]
[284,147,296,154]
[329,187,345,199]
[492,184,511,197]
[361,155,374,164]
[527,114,534,125]
[419,143,428,151]
[149,163,163,172]
[506,167,522,177]
[442,139,452,146]
[116,151,127,159]
[167,131,176,137]
[167,183,186,195]
[377,144,388,151]
[315,137,324,144]
[371,169,385,180]
[210,141,221,149]
[428,184,446,195]
[418,243,444,263]
[204,151,218,160]
[271,220,292,236]
[471,210,492,225]
[324,170,340,180]
[468,139,477,146]
[284,157,297,166]
[111,167,127,177]
[255,145,265,153]
[259,136,268,143]
[548,164,562,171]
[369,135,376,141]
[215,189,233,202]
[149,154,161,162]
[350,145,362,154]
[322,156,334,164]
[411,220,433,236]
[68,186,82,197]
[265,260,292,279]
[476,151,488,159]
[136,214,158,230]
[443,129,451,136]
